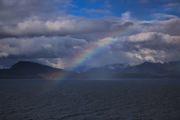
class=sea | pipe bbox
[0,79,180,120]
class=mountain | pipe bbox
[123,61,180,78]
[0,61,66,79]
[72,64,128,80]
[0,61,180,80]
[74,61,180,80]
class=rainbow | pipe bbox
[57,37,117,80]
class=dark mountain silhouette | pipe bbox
[123,61,180,78]
[73,61,180,80]
[0,61,180,80]
[0,61,66,79]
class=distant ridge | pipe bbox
[0,61,180,80]
[11,61,57,71]
[73,61,180,79]
[0,61,66,79]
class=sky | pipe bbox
[0,0,180,69]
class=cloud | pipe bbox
[0,36,88,59]
[0,0,72,23]
[164,1,180,11]
[126,48,166,63]
[82,8,112,15]
[139,17,180,36]
[0,10,180,69]
[120,11,132,22]
[126,32,180,63]
[0,16,134,38]
[36,58,66,69]
[128,32,180,44]
[0,0,180,69]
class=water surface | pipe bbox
[0,79,180,120]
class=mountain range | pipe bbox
[0,61,180,80]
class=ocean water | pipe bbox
[0,79,180,120]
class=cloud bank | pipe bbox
[0,0,180,69]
